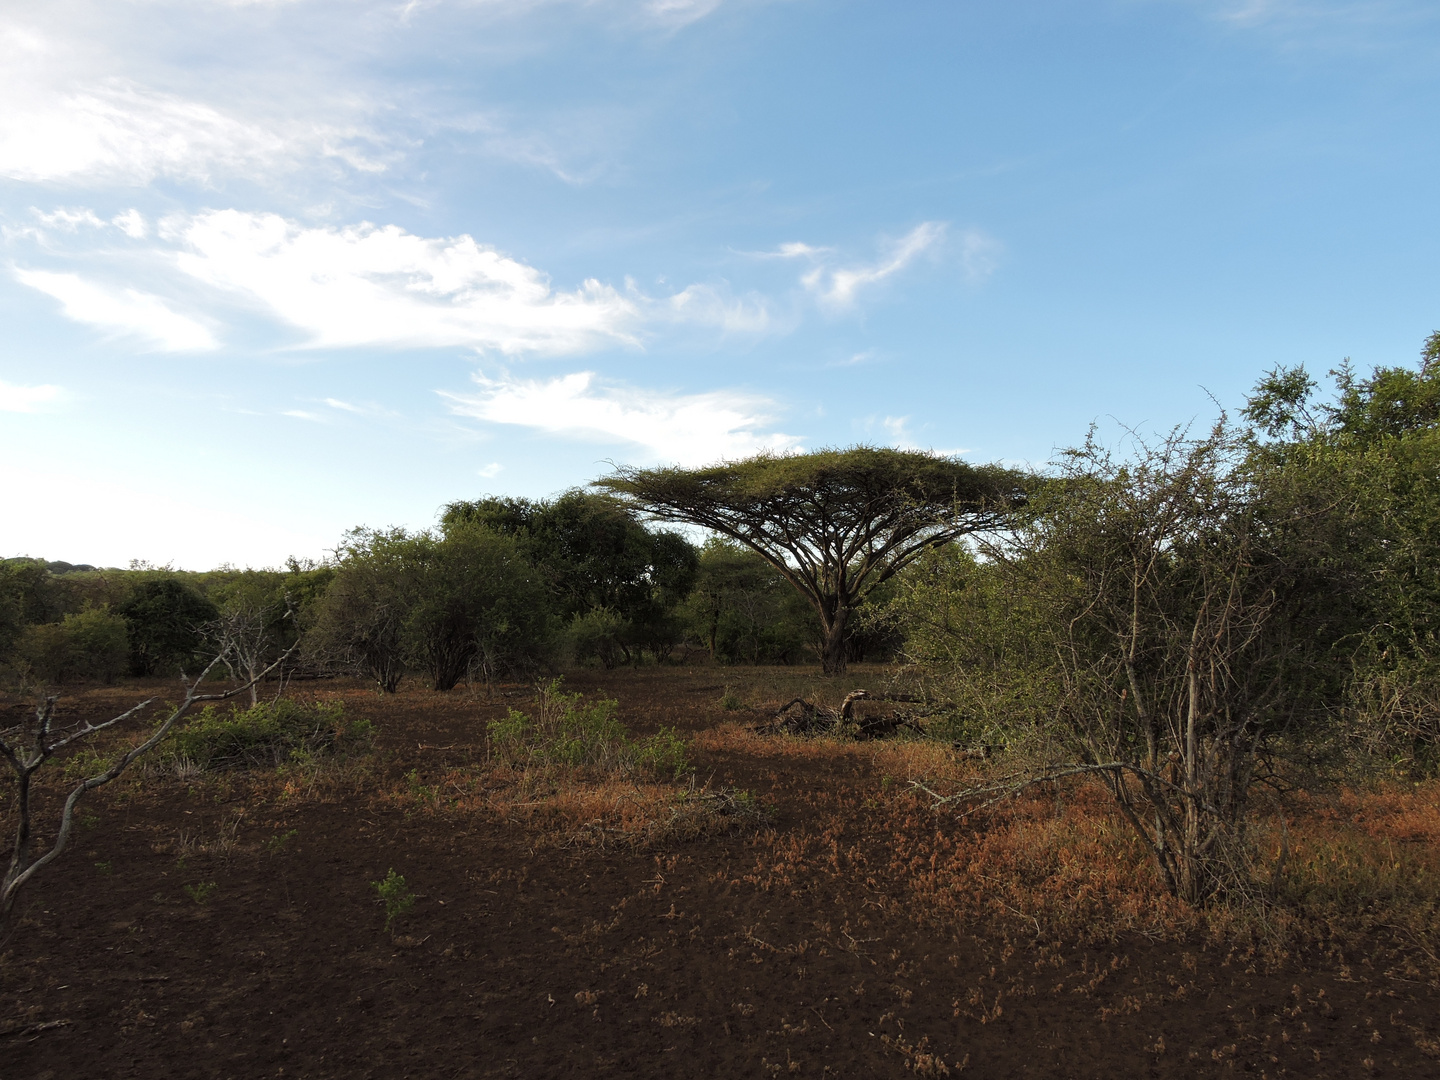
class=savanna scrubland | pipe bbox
[3,344,1440,1078]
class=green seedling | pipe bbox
[94,861,112,875]
[183,881,218,904]
[265,829,299,854]
[372,869,416,933]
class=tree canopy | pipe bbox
[597,446,1027,673]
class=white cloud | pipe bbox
[477,462,503,478]
[881,415,919,450]
[664,283,772,333]
[14,269,218,351]
[170,210,642,354]
[802,222,947,308]
[283,409,323,421]
[739,241,833,260]
[645,0,726,26]
[444,370,801,466]
[0,21,389,188]
[0,381,63,413]
[0,76,288,187]
[112,209,148,239]
[32,207,106,231]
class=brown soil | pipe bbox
[2,667,1437,1079]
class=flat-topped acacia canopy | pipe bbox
[597,446,1028,674]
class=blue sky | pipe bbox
[3,0,1438,568]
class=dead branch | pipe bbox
[0,639,300,926]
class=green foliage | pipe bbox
[442,490,698,663]
[487,679,691,778]
[566,606,632,669]
[307,528,419,692]
[891,421,1363,903]
[309,524,555,692]
[18,608,130,684]
[265,829,299,854]
[371,869,415,932]
[634,726,691,780]
[1240,335,1440,770]
[183,881,218,904]
[682,539,814,665]
[165,698,370,772]
[408,522,555,689]
[117,577,219,676]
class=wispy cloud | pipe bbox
[1192,0,1439,47]
[444,370,801,466]
[737,240,834,260]
[663,282,772,333]
[10,204,781,356]
[170,210,642,354]
[14,269,217,351]
[801,222,947,308]
[32,207,107,231]
[0,380,63,413]
[0,19,390,188]
[826,350,880,368]
[645,0,727,27]
[958,229,1003,283]
[112,209,147,239]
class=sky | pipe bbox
[2,0,1439,569]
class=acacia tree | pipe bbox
[598,447,1026,674]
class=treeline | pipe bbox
[0,492,881,692]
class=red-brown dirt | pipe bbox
[2,667,1437,1079]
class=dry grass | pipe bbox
[11,670,1440,968]
[691,715,1440,965]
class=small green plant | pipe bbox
[404,769,439,804]
[183,881,218,904]
[719,688,743,711]
[635,727,692,780]
[62,749,108,783]
[372,869,415,933]
[488,679,689,778]
[164,699,372,773]
[265,829,298,855]
[94,861,112,874]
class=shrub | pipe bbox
[487,679,691,779]
[117,577,219,676]
[165,698,372,772]
[18,608,129,684]
[566,607,632,669]
[634,727,691,780]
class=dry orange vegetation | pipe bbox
[2,666,1438,1077]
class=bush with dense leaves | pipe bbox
[165,699,372,771]
[17,608,130,684]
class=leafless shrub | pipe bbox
[0,644,295,926]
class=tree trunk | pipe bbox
[820,605,850,675]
